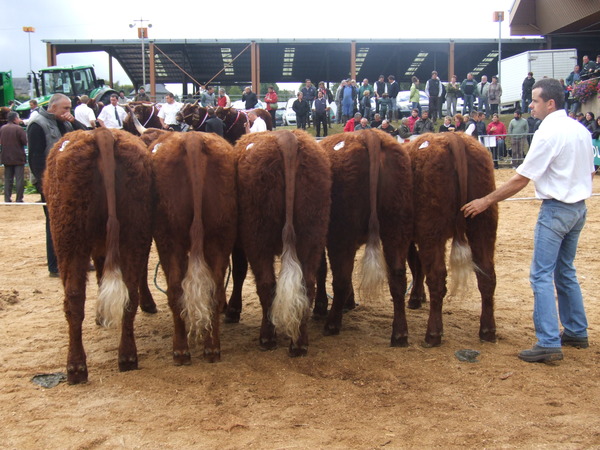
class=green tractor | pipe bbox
[0,71,16,107]
[15,65,117,118]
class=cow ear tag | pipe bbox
[418,141,429,149]
[333,141,345,151]
[59,140,70,152]
[246,143,254,151]
[152,143,161,154]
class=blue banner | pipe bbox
[595,139,600,166]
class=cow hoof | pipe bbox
[289,345,308,357]
[173,350,192,366]
[343,301,358,312]
[422,335,442,348]
[323,322,341,336]
[203,349,221,363]
[259,337,277,351]
[224,308,241,324]
[141,303,158,314]
[391,335,409,347]
[312,307,328,320]
[118,356,139,372]
[480,329,497,343]
[67,364,88,385]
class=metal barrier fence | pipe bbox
[477,133,536,168]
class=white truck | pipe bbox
[499,48,578,113]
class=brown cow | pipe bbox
[405,132,498,346]
[233,129,331,355]
[122,102,162,135]
[151,131,237,365]
[214,107,273,144]
[44,128,154,384]
[315,129,414,345]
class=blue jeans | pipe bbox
[530,199,588,347]
[463,94,474,114]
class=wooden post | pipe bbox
[46,43,57,66]
[149,42,156,101]
[108,53,113,87]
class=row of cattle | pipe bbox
[44,126,498,384]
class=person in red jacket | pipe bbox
[344,112,362,132]
[486,113,507,168]
[264,86,278,129]
[407,109,419,132]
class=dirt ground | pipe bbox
[1,169,600,449]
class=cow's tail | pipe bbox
[359,131,387,299]
[270,131,308,342]
[95,128,129,328]
[447,133,479,294]
[181,133,216,342]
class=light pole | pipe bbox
[494,11,504,82]
[23,26,35,99]
[129,18,152,89]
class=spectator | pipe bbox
[175,112,190,133]
[317,81,334,127]
[488,76,503,116]
[360,90,372,120]
[583,112,597,134]
[204,108,225,136]
[407,108,419,133]
[508,110,529,168]
[527,113,542,145]
[264,86,279,129]
[242,87,258,110]
[358,78,373,101]
[0,111,27,203]
[157,93,183,131]
[292,92,310,130]
[566,65,581,87]
[27,93,87,277]
[201,86,217,108]
[378,93,393,121]
[374,75,387,115]
[397,117,412,140]
[344,112,362,132]
[117,90,128,105]
[445,75,460,117]
[312,90,330,137]
[23,99,40,125]
[477,75,490,117]
[425,71,443,122]
[409,76,422,115]
[576,112,585,123]
[97,94,127,129]
[74,95,96,129]
[387,75,400,121]
[245,110,267,133]
[521,72,535,112]
[340,79,357,123]
[487,113,507,168]
[454,113,466,132]
[592,117,600,140]
[580,55,597,80]
[217,88,231,108]
[414,111,434,135]
[438,115,454,132]
[476,111,487,136]
[301,79,317,127]
[354,117,371,131]
[378,119,397,135]
[465,112,478,137]
[370,113,382,129]
[461,72,478,114]
[134,86,150,102]
[335,80,347,124]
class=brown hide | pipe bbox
[151,131,237,365]
[234,129,331,355]
[405,132,498,346]
[44,128,154,384]
[215,107,273,144]
[316,129,413,345]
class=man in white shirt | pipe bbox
[462,78,595,363]
[22,99,40,125]
[97,94,127,129]
[158,93,183,131]
[74,95,96,129]
[245,110,267,133]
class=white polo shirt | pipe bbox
[517,109,594,203]
[98,104,127,129]
[158,101,182,126]
[74,103,96,128]
[250,116,267,133]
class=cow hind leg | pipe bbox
[313,251,329,319]
[251,259,277,350]
[407,242,426,309]
[62,261,90,384]
[324,246,357,336]
[138,260,157,314]
[225,245,247,323]
[421,244,448,347]
[384,246,410,347]
[118,277,140,372]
